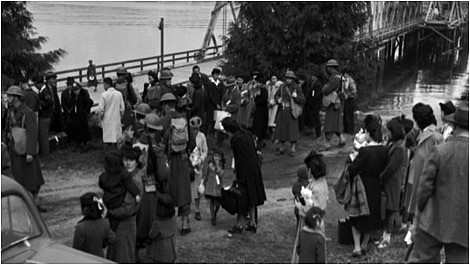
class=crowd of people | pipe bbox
[1,58,468,263]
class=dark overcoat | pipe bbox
[322,74,343,133]
[380,140,408,211]
[231,130,266,209]
[252,85,269,140]
[204,77,224,125]
[348,145,388,232]
[7,103,44,192]
[302,76,322,128]
[62,88,93,143]
[417,136,469,248]
[273,82,305,142]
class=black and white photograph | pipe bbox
[1,1,469,263]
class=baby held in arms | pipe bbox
[350,128,368,161]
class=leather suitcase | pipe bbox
[338,218,354,245]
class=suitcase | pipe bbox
[49,132,68,152]
[338,218,354,245]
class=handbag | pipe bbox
[290,97,302,119]
[322,91,341,110]
[11,114,31,155]
[220,183,240,215]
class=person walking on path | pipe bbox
[342,72,357,135]
[347,115,388,258]
[274,70,305,157]
[99,77,125,152]
[204,68,224,136]
[160,93,196,236]
[87,59,98,92]
[45,71,63,134]
[189,116,208,221]
[407,101,469,263]
[221,117,266,235]
[266,76,281,140]
[322,59,345,147]
[404,103,443,235]
[62,77,94,152]
[36,75,53,157]
[5,86,46,212]
[377,117,408,249]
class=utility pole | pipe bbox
[158,17,164,71]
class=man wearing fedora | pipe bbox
[61,77,94,152]
[5,86,46,212]
[407,100,469,263]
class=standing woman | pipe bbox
[347,115,388,257]
[322,59,345,147]
[266,76,281,140]
[274,71,306,157]
[377,117,408,249]
[5,86,46,211]
[251,81,269,148]
[221,117,266,234]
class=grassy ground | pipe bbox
[38,126,408,263]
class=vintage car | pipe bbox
[1,175,113,263]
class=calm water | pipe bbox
[29,1,230,71]
[29,2,468,122]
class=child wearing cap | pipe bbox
[189,116,208,221]
[73,192,116,258]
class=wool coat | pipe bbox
[23,89,40,113]
[380,140,408,211]
[161,110,196,208]
[237,84,251,128]
[61,88,93,143]
[143,84,162,110]
[38,85,54,118]
[406,125,444,215]
[298,228,326,264]
[73,218,116,258]
[348,145,388,232]
[230,130,266,209]
[322,74,343,133]
[302,76,323,128]
[203,161,225,198]
[148,216,176,263]
[99,87,125,143]
[416,136,469,248]
[252,85,269,140]
[47,83,63,133]
[273,82,306,142]
[106,215,136,263]
[189,87,205,122]
[7,103,44,193]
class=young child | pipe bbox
[148,193,176,263]
[202,148,226,226]
[98,150,141,231]
[297,207,326,264]
[189,116,208,221]
[73,192,116,258]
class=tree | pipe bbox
[222,2,375,87]
[1,1,66,89]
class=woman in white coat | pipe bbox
[99,77,125,151]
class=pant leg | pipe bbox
[343,98,355,134]
[444,243,469,264]
[407,227,442,263]
[38,117,51,156]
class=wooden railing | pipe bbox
[54,45,223,84]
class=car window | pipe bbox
[1,195,41,249]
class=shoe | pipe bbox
[351,250,362,258]
[195,212,201,221]
[211,217,216,226]
[289,150,295,157]
[227,225,243,234]
[37,205,47,213]
[180,228,191,236]
[377,239,390,249]
[245,223,257,233]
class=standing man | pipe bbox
[37,74,53,157]
[99,77,125,152]
[160,93,196,236]
[5,86,46,212]
[19,78,40,118]
[192,65,209,86]
[408,101,469,263]
[45,71,63,134]
[87,59,98,92]
[114,67,140,129]
[322,59,345,147]
[217,76,241,147]
[342,72,357,135]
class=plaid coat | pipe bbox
[345,174,370,217]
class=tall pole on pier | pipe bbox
[158,17,164,71]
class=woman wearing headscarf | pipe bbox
[404,103,443,236]
[347,115,388,257]
[221,117,266,234]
